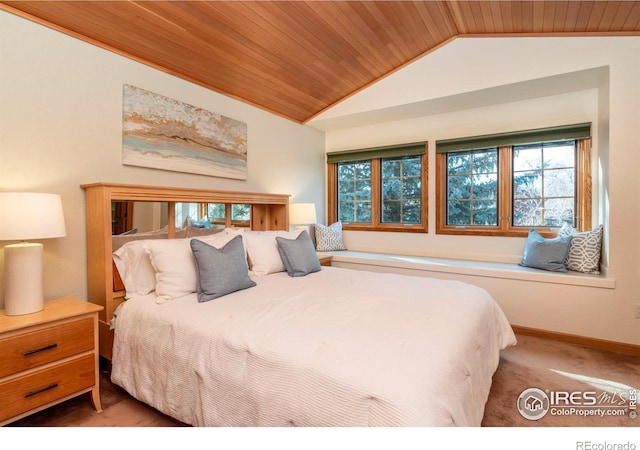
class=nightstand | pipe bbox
[318,254,333,267]
[0,297,103,426]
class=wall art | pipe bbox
[123,85,247,180]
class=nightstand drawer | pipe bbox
[0,353,95,422]
[0,317,94,378]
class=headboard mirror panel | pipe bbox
[112,201,169,235]
[82,182,290,360]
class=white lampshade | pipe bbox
[0,193,66,240]
[0,193,66,316]
[289,203,317,225]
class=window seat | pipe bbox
[317,250,615,289]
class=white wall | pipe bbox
[0,11,325,307]
[313,37,640,346]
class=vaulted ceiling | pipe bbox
[2,1,640,123]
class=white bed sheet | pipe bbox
[111,267,516,426]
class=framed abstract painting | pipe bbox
[122,85,248,180]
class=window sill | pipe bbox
[435,226,559,238]
[341,224,427,233]
[317,250,615,289]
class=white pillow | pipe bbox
[113,240,157,299]
[144,233,244,301]
[243,230,302,276]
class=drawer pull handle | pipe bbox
[24,383,59,398]
[23,343,58,356]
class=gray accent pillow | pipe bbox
[557,223,603,274]
[519,229,572,272]
[190,235,256,302]
[275,230,322,277]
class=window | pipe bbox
[512,141,576,227]
[381,156,422,224]
[328,143,427,232]
[175,202,252,228]
[436,124,592,237]
[205,203,251,227]
[446,148,499,227]
[337,160,372,223]
[207,203,226,224]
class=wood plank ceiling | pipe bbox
[2,1,640,123]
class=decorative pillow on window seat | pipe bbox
[183,217,212,229]
[186,224,225,237]
[519,229,572,272]
[557,223,604,274]
[276,230,322,277]
[314,221,347,251]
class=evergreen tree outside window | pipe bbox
[231,204,250,224]
[337,160,372,223]
[207,203,226,224]
[328,143,427,233]
[436,123,591,237]
[381,156,422,224]
[446,149,498,226]
[205,203,251,227]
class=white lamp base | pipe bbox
[294,225,310,233]
[4,242,44,316]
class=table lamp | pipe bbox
[289,203,317,233]
[0,192,66,316]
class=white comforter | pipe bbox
[111,267,516,426]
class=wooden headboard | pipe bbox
[81,182,290,360]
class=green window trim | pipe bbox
[327,142,426,164]
[435,123,591,154]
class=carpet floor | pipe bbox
[7,333,639,428]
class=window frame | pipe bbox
[200,203,252,228]
[327,147,428,233]
[436,138,592,237]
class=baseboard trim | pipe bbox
[511,325,640,357]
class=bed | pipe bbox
[82,182,516,427]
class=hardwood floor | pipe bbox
[6,333,639,427]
